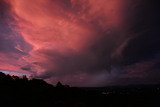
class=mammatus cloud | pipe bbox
[0,0,159,86]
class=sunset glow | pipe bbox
[0,0,159,86]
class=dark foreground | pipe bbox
[0,72,160,107]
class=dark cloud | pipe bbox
[21,65,32,71]
[120,0,160,65]
[1,0,160,86]
[109,0,160,85]
[121,29,160,65]
[33,0,160,86]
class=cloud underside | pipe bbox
[0,0,159,86]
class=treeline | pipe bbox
[0,72,70,88]
[0,72,160,107]
[0,72,95,107]
[0,72,54,88]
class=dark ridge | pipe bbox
[0,72,160,107]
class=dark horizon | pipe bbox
[1,71,160,88]
[0,71,160,107]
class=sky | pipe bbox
[0,0,160,87]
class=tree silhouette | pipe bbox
[56,81,63,88]
[0,72,159,107]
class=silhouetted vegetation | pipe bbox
[0,72,160,107]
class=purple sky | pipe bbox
[0,0,160,86]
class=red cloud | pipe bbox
[5,0,127,86]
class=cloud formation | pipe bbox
[0,0,31,74]
[0,0,159,86]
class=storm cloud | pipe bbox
[0,0,159,86]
